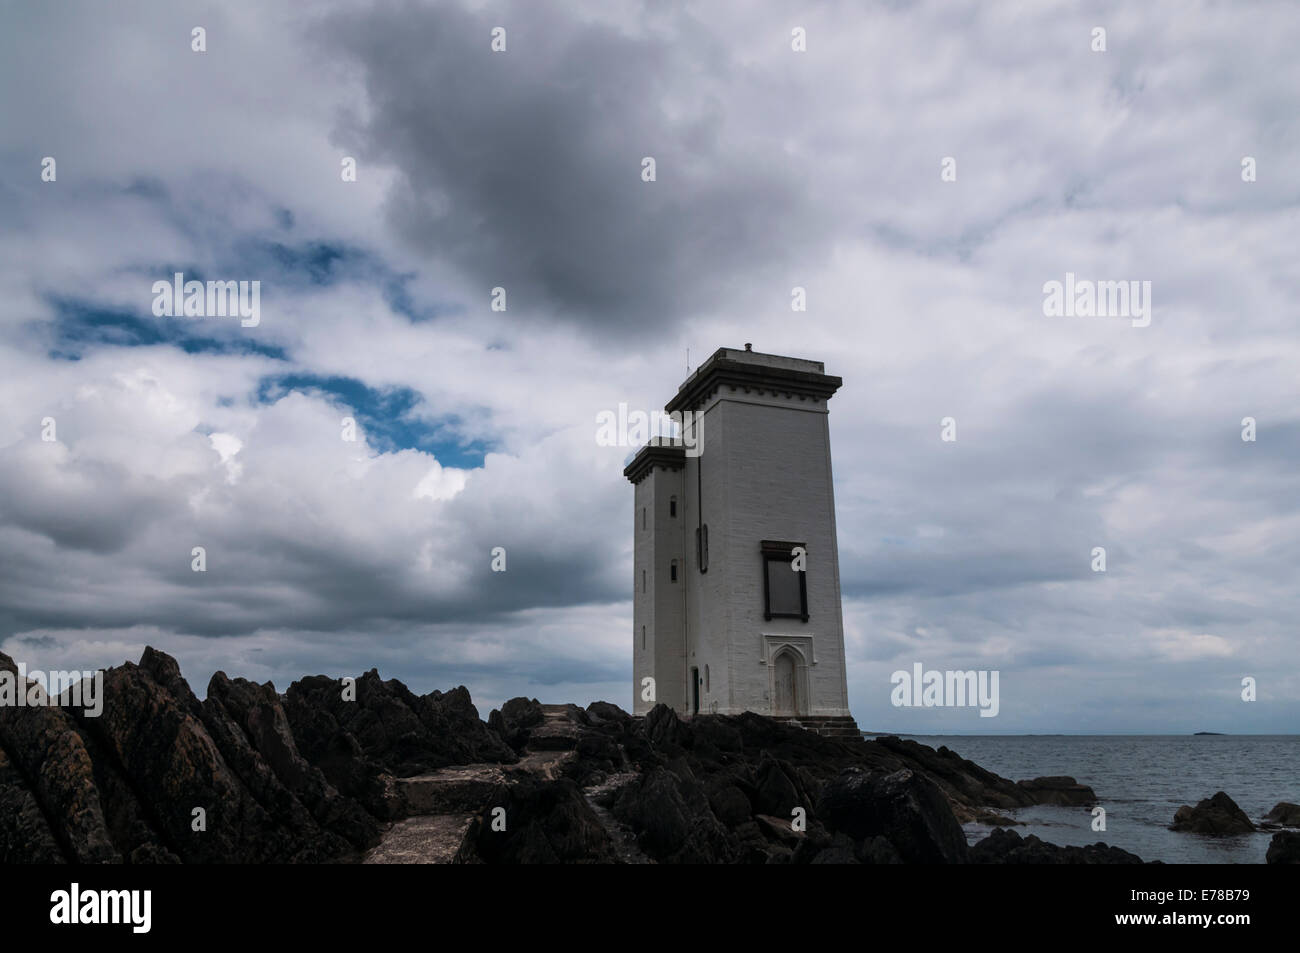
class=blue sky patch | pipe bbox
[43,297,288,361]
[255,373,489,467]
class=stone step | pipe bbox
[396,764,511,815]
[362,813,474,864]
[395,751,575,815]
[628,709,864,739]
[540,703,580,718]
[775,715,864,740]
[533,704,589,748]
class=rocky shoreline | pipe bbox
[0,647,1289,864]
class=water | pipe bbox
[888,734,1300,864]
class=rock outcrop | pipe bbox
[866,736,1097,812]
[970,828,1145,864]
[0,747,65,864]
[480,701,1136,865]
[0,653,121,862]
[816,766,969,863]
[285,669,516,779]
[0,647,508,863]
[454,776,619,863]
[1015,776,1097,806]
[0,648,1150,864]
[487,697,544,752]
[1170,792,1256,834]
[1266,831,1300,864]
[1262,802,1300,828]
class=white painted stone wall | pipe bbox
[631,350,849,718]
[632,464,686,714]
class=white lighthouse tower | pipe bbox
[624,346,857,736]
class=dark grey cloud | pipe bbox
[316,0,821,335]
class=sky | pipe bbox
[0,0,1296,733]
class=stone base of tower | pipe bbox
[630,709,862,741]
[772,714,862,740]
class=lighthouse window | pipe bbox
[670,496,677,517]
[670,559,678,582]
[761,540,808,621]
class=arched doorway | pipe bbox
[773,650,799,716]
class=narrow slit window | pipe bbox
[670,559,678,582]
[669,496,677,517]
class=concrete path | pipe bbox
[361,749,577,864]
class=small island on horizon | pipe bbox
[1194,731,1226,736]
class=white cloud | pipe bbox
[0,0,1296,730]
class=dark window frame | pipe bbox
[760,540,808,622]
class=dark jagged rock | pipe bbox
[74,725,179,864]
[644,703,692,750]
[708,784,753,828]
[286,670,515,779]
[753,752,809,818]
[204,672,380,850]
[0,652,119,862]
[2,647,472,864]
[282,676,394,820]
[806,832,857,863]
[573,729,621,770]
[2,646,1156,865]
[870,737,1097,811]
[971,828,1145,864]
[550,707,1137,865]
[488,697,544,751]
[453,777,616,863]
[76,656,324,863]
[198,675,348,858]
[139,646,203,718]
[0,746,66,863]
[1170,792,1256,834]
[857,834,904,864]
[870,736,1031,809]
[1266,831,1300,864]
[613,764,736,863]
[816,766,969,864]
[693,715,744,754]
[1015,776,1097,806]
[1263,802,1300,828]
[586,700,632,728]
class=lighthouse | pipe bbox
[624,346,856,735]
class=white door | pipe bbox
[773,652,796,715]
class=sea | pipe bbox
[885,734,1300,864]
